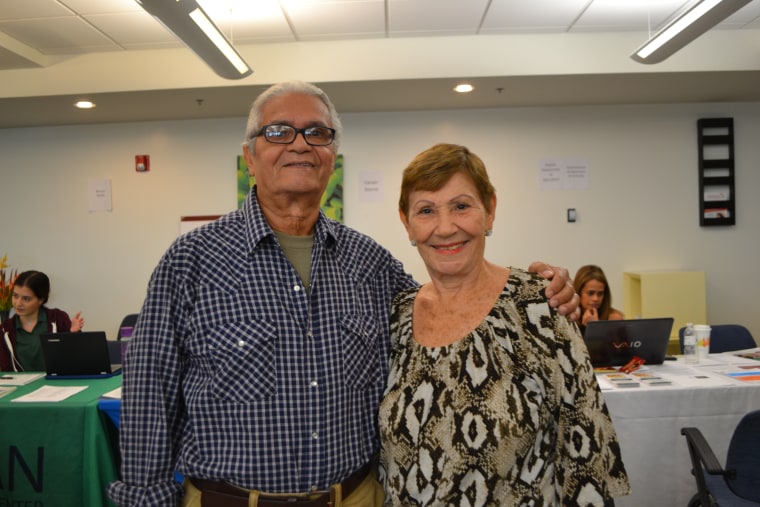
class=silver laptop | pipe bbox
[583,318,674,367]
[39,331,122,379]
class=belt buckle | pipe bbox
[309,486,336,507]
[260,487,335,506]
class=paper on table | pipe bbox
[0,386,17,398]
[719,370,760,382]
[0,372,45,386]
[687,349,760,367]
[672,370,737,388]
[101,387,122,399]
[595,376,615,390]
[727,348,760,362]
[11,385,88,403]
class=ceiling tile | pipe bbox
[0,17,119,54]
[0,0,72,20]
[481,0,590,33]
[84,12,180,48]
[58,0,143,15]
[281,0,386,40]
[388,0,488,36]
[577,0,689,32]
[197,0,295,42]
[724,1,760,25]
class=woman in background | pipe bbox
[379,143,629,506]
[0,270,84,371]
[574,265,624,334]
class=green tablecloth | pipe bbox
[0,373,122,507]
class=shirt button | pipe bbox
[237,340,245,347]
[310,380,318,388]
[312,432,319,440]
[293,284,301,291]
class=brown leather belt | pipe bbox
[190,463,371,507]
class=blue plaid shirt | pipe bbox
[108,189,415,506]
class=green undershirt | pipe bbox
[274,231,314,291]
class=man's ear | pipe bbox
[243,145,256,177]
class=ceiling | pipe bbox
[1,0,760,128]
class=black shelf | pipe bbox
[697,118,735,226]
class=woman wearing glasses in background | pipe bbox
[573,264,624,335]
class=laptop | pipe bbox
[583,318,674,367]
[39,331,122,379]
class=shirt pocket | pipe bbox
[206,319,278,403]
[341,314,380,390]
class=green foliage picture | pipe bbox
[237,155,344,223]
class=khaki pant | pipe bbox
[181,470,384,507]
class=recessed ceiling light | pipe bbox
[75,100,96,109]
[454,84,474,93]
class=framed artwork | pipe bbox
[237,154,344,223]
[180,215,222,236]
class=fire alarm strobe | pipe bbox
[135,154,150,172]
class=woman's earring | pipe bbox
[485,229,493,237]
[410,240,417,247]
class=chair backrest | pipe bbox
[106,340,122,364]
[678,324,756,354]
[725,409,760,501]
[117,313,139,340]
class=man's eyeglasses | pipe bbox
[254,124,336,146]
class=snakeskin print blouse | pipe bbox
[379,268,630,506]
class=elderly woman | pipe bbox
[378,143,630,506]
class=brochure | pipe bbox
[0,372,45,386]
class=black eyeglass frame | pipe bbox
[253,124,336,146]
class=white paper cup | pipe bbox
[693,324,711,358]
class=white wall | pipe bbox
[1,102,758,340]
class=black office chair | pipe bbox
[678,324,756,354]
[106,340,122,365]
[117,313,138,340]
[681,409,760,507]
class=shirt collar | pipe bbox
[241,187,338,252]
[14,308,47,331]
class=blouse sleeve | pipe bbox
[554,315,631,503]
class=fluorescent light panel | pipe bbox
[136,0,252,79]
[631,0,751,64]
[188,8,250,75]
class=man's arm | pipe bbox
[528,262,580,320]
[107,256,185,506]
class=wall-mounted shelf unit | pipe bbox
[697,118,735,226]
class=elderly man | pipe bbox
[108,81,578,507]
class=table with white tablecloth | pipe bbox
[601,352,760,507]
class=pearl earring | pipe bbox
[485,229,493,237]
[410,240,417,247]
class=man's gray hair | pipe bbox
[242,81,342,154]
